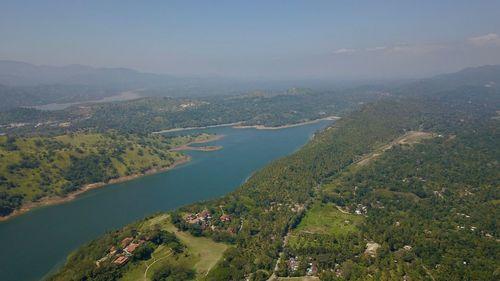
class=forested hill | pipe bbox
[51,81,499,280]
[2,65,499,137]
[0,88,382,136]
[397,64,500,96]
[0,133,215,217]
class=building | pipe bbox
[95,257,108,268]
[121,237,133,247]
[125,243,140,253]
[220,214,231,222]
[113,256,129,266]
[287,257,299,272]
[199,209,212,220]
[306,263,318,275]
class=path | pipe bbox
[356,131,435,166]
[335,205,350,214]
[143,248,173,281]
[267,231,292,281]
[422,265,436,281]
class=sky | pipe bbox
[1,0,500,80]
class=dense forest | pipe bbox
[3,64,500,138]
[0,132,214,217]
[52,80,499,280]
[8,65,500,280]
[0,88,383,136]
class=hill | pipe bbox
[0,88,382,136]
[0,60,171,87]
[0,132,216,218]
[398,65,500,96]
[49,67,499,280]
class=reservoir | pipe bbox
[0,121,331,281]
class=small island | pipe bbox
[170,134,223,152]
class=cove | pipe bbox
[0,120,332,281]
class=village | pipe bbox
[286,256,319,277]
[95,235,147,267]
[93,207,235,269]
[183,207,235,233]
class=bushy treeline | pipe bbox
[0,191,23,216]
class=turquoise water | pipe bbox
[0,121,331,281]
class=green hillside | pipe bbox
[0,88,381,136]
[49,79,500,280]
[0,132,214,217]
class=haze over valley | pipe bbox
[0,1,499,281]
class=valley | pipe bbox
[0,121,330,281]
[46,71,500,280]
[2,3,500,280]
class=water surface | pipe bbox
[29,91,141,111]
[0,121,331,281]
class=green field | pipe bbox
[162,214,229,278]
[295,202,363,236]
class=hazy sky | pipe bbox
[1,0,500,79]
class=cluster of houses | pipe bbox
[184,208,232,227]
[184,208,212,224]
[286,256,300,272]
[95,236,146,267]
[179,102,197,109]
[1,122,28,129]
[286,256,318,276]
[354,204,368,215]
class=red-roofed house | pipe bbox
[121,237,133,247]
[125,243,140,253]
[220,214,231,222]
[113,255,129,266]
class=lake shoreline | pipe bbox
[232,116,340,130]
[0,135,223,222]
[0,117,331,281]
[153,116,339,134]
[172,145,222,152]
[153,122,241,134]
[171,134,224,151]
[0,157,191,222]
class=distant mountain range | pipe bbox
[0,60,499,111]
[0,60,174,87]
[399,64,500,95]
[0,60,340,109]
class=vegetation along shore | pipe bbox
[0,133,222,221]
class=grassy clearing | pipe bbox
[161,215,229,278]
[120,245,173,281]
[120,214,228,281]
[295,202,363,236]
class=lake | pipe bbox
[0,121,332,281]
[28,91,142,111]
